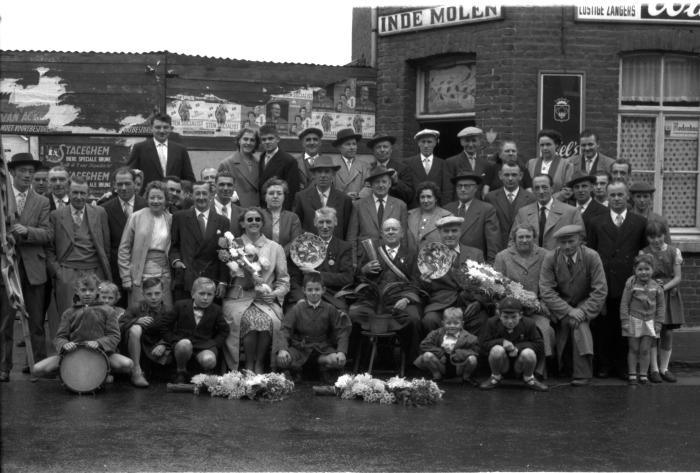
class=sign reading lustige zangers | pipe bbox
[576,3,700,23]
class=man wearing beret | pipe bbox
[331,128,372,200]
[569,130,615,176]
[444,172,501,263]
[405,129,452,205]
[566,170,608,230]
[421,216,489,336]
[445,127,494,201]
[367,133,415,205]
[540,225,608,386]
[295,127,324,191]
[1,154,52,381]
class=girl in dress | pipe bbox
[640,220,685,383]
[619,254,666,385]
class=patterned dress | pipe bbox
[640,244,685,328]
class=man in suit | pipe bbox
[421,216,489,336]
[512,174,584,251]
[258,124,299,210]
[47,166,70,211]
[47,175,111,321]
[539,225,608,386]
[295,127,323,191]
[212,171,243,237]
[485,162,536,250]
[586,181,647,379]
[0,154,51,381]
[170,182,230,302]
[101,167,147,307]
[566,170,608,230]
[367,133,415,205]
[569,130,615,176]
[445,127,494,199]
[127,113,195,191]
[31,165,50,197]
[405,129,452,205]
[332,128,372,200]
[346,166,408,261]
[293,155,353,239]
[444,172,501,263]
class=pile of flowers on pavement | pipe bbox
[332,373,444,406]
[191,370,294,401]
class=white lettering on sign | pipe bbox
[576,2,700,23]
[378,5,502,36]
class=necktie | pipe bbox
[198,212,207,236]
[377,198,384,227]
[16,192,26,215]
[73,210,82,226]
[221,204,229,219]
[265,154,272,167]
[423,158,431,174]
[538,206,546,247]
[458,204,466,218]
[469,157,476,171]
[320,192,327,207]
[586,159,594,174]
[507,192,514,203]
[615,213,624,227]
[157,143,167,174]
[307,156,315,167]
[194,308,203,325]
[122,200,131,218]
[566,256,574,270]
[578,204,585,213]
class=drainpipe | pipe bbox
[370,7,377,68]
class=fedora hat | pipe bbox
[332,128,362,147]
[565,170,596,188]
[450,171,483,186]
[366,133,396,149]
[365,165,395,184]
[8,153,42,170]
[298,127,323,140]
[309,155,341,172]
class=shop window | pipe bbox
[619,53,700,240]
[416,57,476,119]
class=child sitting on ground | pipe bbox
[414,307,479,384]
[98,281,125,321]
[159,277,229,384]
[277,272,350,382]
[479,297,548,391]
[33,273,133,378]
[119,277,172,388]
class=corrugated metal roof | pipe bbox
[0,49,374,69]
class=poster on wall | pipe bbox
[38,136,132,200]
[538,72,585,158]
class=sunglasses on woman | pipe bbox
[246,217,262,223]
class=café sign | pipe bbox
[576,3,700,24]
[378,4,503,36]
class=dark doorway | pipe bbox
[418,120,475,159]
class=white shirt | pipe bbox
[384,245,399,260]
[52,194,69,208]
[149,214,169,251]
[585,154,598,173]
[264,148,278,167]
[539,199,553,218]
[505,187,519,202]
[307,300,321,310]
[154,138,168,174]
[540,159,553,175]
[214,198,231,220]
[193,305,204,325]
[304,153,318,166]
[421,154,434,173]
[577,197,592,213]
[458,200,472,214]
[342,156,354,170]
[196,208,210,227]
[316,187,329,206]
[13,186,27,212]
[611,208,627,225]
[119,196,135,216]
[374,194,386,212]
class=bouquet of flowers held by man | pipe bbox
[217,231,272,293]
[191,370,294,402]
[454,260,541,312]
[316,373,443,406]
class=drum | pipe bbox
[59,344,110,394]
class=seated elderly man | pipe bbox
[421,216,490,337]
[286,206,354,311]
[351,218,422,363]
[539,225,608,386]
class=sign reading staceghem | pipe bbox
[576,3,700,24]
[378,5,503,36]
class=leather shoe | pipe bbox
[570,378,590,387]
[21,366,31,374]
[131,372,150,388]
[479,375,502,390]
[649,371,663,383]
[524,377,549,392]
[661,370,677,383]
[0,371,9,382]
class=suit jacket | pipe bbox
[101,195,147,285]
[423,244,486,313]
[48,204,111,279]
[170,209,231,290]
[357,239,419,286]
[407,207,453,249]
[212,201,244,237]
[445,151,493,200]
[332,155,372,198]
[262,209,302,251]
[569,152,615,176]
[443,199,502,263]
[580,198,609,231]
[346,194,408,245]
[13,189,51,285]
[159,300,230,351]
[404,154,452,206]
[512,200,584,251]
[218,151,260,209]
[484,187,536,250]
[586,211,647,299]
[118,208,172,287]
[375,157,415,205]
[287,237,353,305]
[526,156,574,193]
[128,139,195,191]
[292,185,353,239]
[259,149,300,210]
[48,194,69,212]
[294,153,323,191]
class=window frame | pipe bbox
[415,56,476,121]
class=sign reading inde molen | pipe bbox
[378,5,503,36]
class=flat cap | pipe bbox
[565,170,596,188]
[498,297,523,313]
[450,171,483,186]
[553,225,585,239]
[457,126,483,138]
[435,215,464,228]
[629,182,656,194]
[414,129,440,140]
[298,127,323,140]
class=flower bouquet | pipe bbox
[317,373,443,406]
[217,231,271,293]
[191,370,294,402]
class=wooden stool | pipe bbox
[354,331,405,377]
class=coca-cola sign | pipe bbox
[576,3,700,23]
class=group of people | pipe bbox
[1,112,685,393]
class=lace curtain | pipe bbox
[621,54,700,104]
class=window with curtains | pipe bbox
[621,53,700,106]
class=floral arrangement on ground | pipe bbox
[191,370,294,401]
[331,373,444,406]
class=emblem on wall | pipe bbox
[553,97,571,122]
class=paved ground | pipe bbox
[2,370,700,472]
